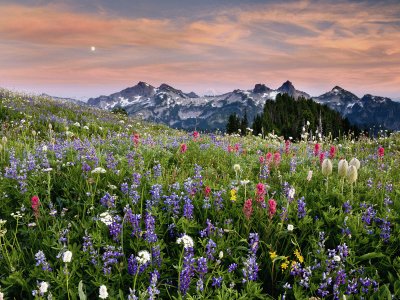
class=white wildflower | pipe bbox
[177,234,194,249]
[39,281,49,294]
[287,224,294,232]
[347,165,358,184]
[42,145,48,152]
[321,159,333,176]
[306,170,313,181]
[136,250,151,265]
[233,164,241,173]
[63,250,72,263]
[73,122,80,127]
[288,187,295,199]
[219,251,224,259]
[349,158,360,170]
[333,255,341,262]
[99,212,113,226]
[99,285,108,299]
[338,159,348,178]
[240,179,250,185]
[91,167,106,174]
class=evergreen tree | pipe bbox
[240,110,248,135]
[226,113,240,134]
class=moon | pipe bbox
[90,46,96,52]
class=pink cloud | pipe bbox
[0,1,399,98]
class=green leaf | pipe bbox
[78,280,87,300]
[394,280,400,296]
[356,252,386,261]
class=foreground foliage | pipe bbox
[0,90,399,299]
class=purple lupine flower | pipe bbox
[127,254,149,275]
[212,276,223,288]
[228,263,238,273]
[167,223,177,238]
[249,233,259,255]
[183,196,194,219]
[383,196,393,207]
[124,206,142,237]
[144,213,157,243]
[147,184,162,210]
[202,196,211,209]
[127,288,138,300]
[81,161,91,173]
[180,247,195,295]
[82,234,98,265]
[199,219,215,238]
[193,164,203,187]
[106,151,118,172]
[184,177,196,196]
[163,193,181,218]
[151,245,162,267]
[206,239,217,261]
[376,217,391,242]
[102,245,123,275]
[58,228,69,244]
[213,190,224,210]
[366,178,373,188]
[27,153,36,171]
[147,269,160,300]
[197,257,208,277]
[196,278,204,292]
[259,164,269,180]
[297,197,306,219]
[345,278,359,295]
[290,157,297,173]
[35,250,52,271]
[121,182,129,195]
[153,163,162,178]
[108,215,122,242]
[132,172,142,187]
[361,204,376,226]
[337,243,349,260]
[242,255,258,283]
[342,201,352,214]
[100,192,116,209]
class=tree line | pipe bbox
[226,93,361,139]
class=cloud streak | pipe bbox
[0,1,399,98]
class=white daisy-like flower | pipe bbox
[287,224,294,232]
[177,234,194,249]
[136,250,151,265]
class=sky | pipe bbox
[1,0,400,100]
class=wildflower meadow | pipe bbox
[0,90,399,299]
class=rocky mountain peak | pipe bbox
[253,83,271,93]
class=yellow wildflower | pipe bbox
[269,251,278,260]
[230,189,237,201]
[294,249,304,263]
[281,261,289,270]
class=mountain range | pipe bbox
[82,81,400,131]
